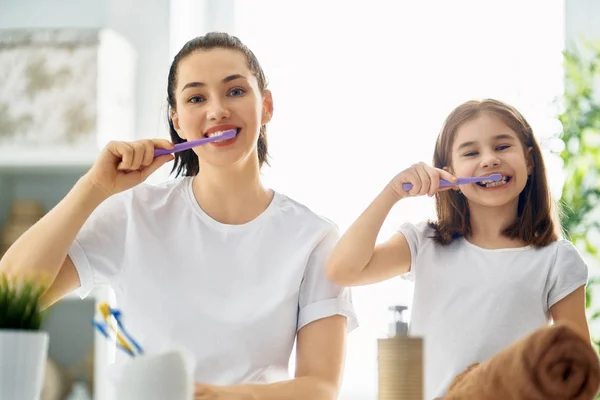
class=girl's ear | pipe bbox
[526,147,534,175]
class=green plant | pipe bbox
[0,273,47,330]
[557,40,600,349]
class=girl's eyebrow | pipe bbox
[456,134,516,150]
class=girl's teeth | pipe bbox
[483,177,508,187]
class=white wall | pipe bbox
[0,0,172,144]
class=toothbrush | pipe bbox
[108,307,144,355]
[97,303,143,355]
[402,173,502,191]
[154,129,237,157]
[93,303,140,357]
[91,319,136,357]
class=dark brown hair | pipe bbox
[428,99,561,247]
[167,32,269,177]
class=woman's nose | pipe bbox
[206,99,230,120]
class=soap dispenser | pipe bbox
[377,305,423,400]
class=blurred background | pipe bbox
[0,0,599,399]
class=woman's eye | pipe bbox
[188,96,204,103]
[228,88,246,97]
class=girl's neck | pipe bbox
[192,157,273,225]
[466,198,527,249]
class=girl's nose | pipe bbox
[480,153,501,168]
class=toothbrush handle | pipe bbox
[154,142,197,157]
[154,129,237,157]
[402,179,455,191]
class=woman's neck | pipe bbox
[466,198,527,249]
[192,158,273,225]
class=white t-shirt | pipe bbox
[69,177,358,390]
[398,221,588,400]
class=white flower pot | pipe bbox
[0,330,49,400]
[116,350,194,400]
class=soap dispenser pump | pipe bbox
[377,304,423,400]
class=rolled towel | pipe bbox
[444,322,600,400]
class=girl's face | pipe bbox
[170,49,273,169]
[449,112,533,208]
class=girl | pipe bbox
[0,33,357,400]
[326,99,590,399]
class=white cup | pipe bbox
[116,350,194,400]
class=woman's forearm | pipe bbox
[196,376,338,400]
[0,177,107,285]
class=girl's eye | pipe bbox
[228,88,246,97]
[463,151,478,157]
[497,145,511,151]
[188,96,205,103]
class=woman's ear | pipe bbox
[170,108,184,140]
[261,90,274,125]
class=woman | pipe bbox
[0,32,357,399]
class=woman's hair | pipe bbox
[166,32,269,177]
[428,99,561,247]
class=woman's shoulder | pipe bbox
[272,191,338,234]
[127,177,190,204]
[97,177,190,218]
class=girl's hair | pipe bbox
[166,32,269,177]
[428,99,561,247]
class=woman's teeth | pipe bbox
[478,176,509,188]
[206,130,232,142]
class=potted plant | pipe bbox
[0,273,49,400]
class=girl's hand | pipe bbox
[388,162,458,200]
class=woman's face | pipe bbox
[170,49,273,169]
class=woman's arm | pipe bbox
[195,315,347,400]
[0,178,107,308]
[0,139,173,308]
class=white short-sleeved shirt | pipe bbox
[68,177,358,389]
[398,221,588,400]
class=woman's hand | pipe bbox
[83,139,175,198]
[194,383,253,400]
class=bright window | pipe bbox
[174,1,566,397]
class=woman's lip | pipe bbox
[204,125,240,137]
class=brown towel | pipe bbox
[443,322,600,400]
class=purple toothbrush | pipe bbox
[402,173,502,191]
[154,129,237,157]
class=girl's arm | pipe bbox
[550,286,591,342]
[325,162,457,287]
[325,187,412,286]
